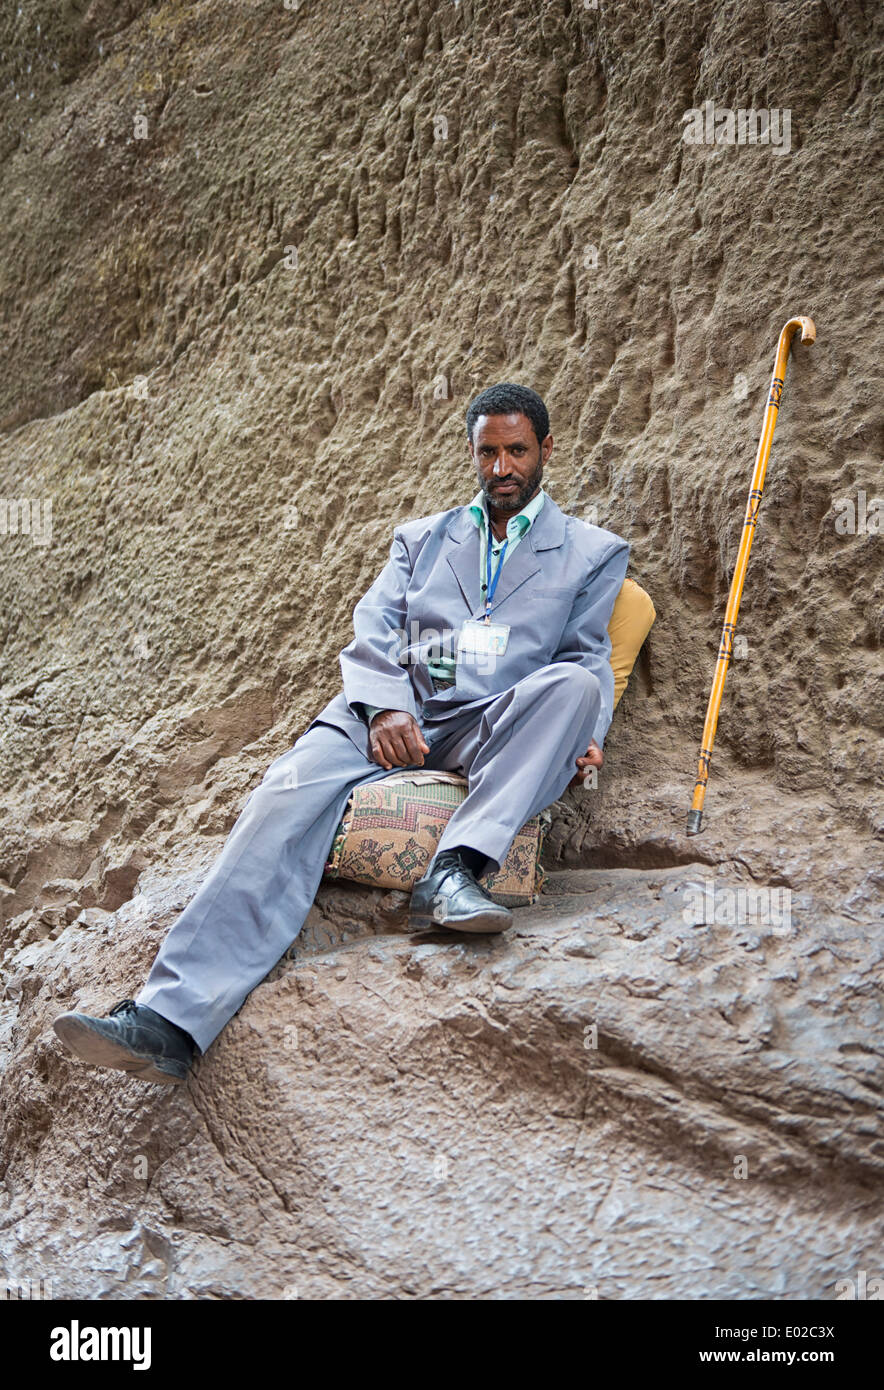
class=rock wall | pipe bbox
[1,0,881,1298]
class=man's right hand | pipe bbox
[368,709,430,770]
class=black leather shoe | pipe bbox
[409,852,514,934]
[53,999,195,1085]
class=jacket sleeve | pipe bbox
[552,536,630,749]
[339,527,419,721]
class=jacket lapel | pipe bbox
[493,496,566,610]
[444,491,566,618]
[482,536,541,614]
[445,509,483,615]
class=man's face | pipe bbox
[469,411,553,514]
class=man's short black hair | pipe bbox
[465,383,550,449]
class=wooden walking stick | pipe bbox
[686,315,816,835]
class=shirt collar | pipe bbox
[468,485,546,542]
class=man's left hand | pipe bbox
[569,739,603,788]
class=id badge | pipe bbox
[456,618,510,665]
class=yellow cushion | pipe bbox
[608,577,656,708]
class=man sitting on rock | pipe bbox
[54,383,630,1085]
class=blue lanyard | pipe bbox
[484,526,509,621]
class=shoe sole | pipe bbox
[408,905,513,934]
[53,1016,188,1085]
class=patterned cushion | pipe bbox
[323,770,550,906]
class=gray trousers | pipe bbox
[136,661,601,1053]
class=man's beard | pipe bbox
[481,459,543,515]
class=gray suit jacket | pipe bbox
[307,493,630,760]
